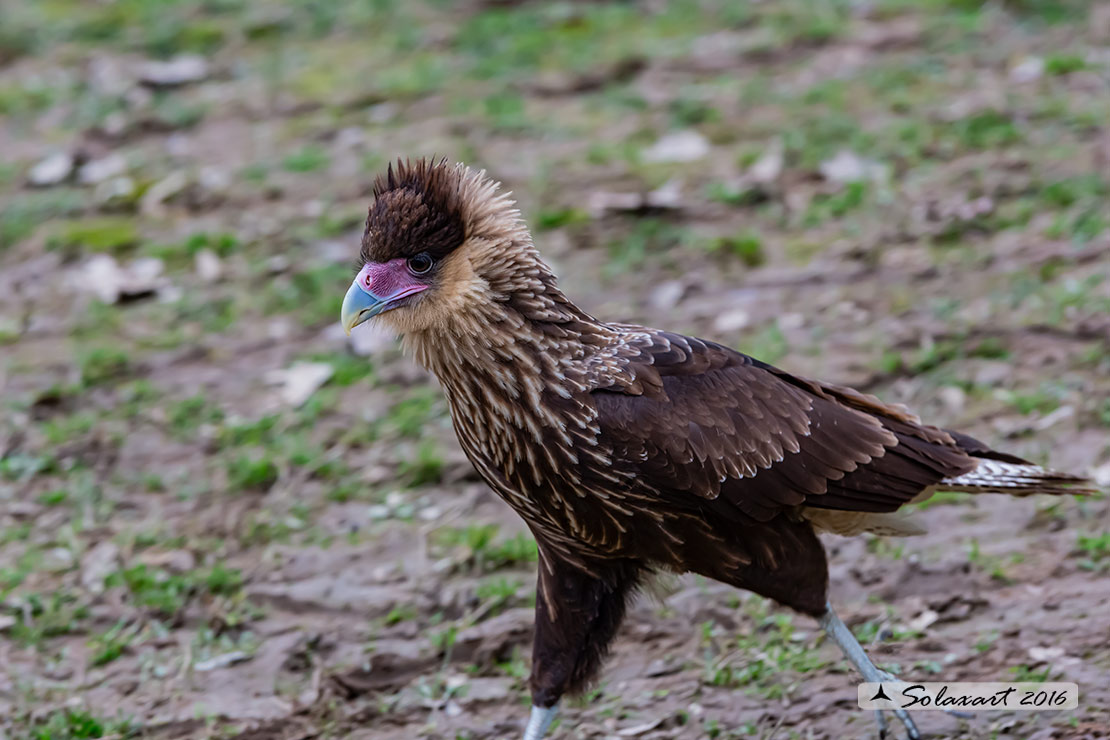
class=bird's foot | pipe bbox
[818,606,921,740]
[523,704,558,740]
[867,669,919,740]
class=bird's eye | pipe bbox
[407,253,434,275]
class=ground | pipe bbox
[1,1,1109,739]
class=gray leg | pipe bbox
[523,703,558,740]
[818,604,921,740]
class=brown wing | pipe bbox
[590,331,976,523]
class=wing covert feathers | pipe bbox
[591,330,1093,530]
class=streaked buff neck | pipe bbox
[403,253,605,385]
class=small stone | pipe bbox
[43,547,75,573]
[81,541,120,594]
[138,549,197,573]
[165,133,191,159]
[974,361,1012,387]
[937,386,966,415]
[78,153,127,185]
[1091,461,1110,488]
[83,255,166,304]
[588,190,646,216]
[197,166,231,194]
[645,178,682,209]
[418,505,442,522]
[1011,56,1044,84]
[0,615,16,630]
[27,152,74,187]
[124,85,153,110]
[367,504,392,520]
[779,312,805,330]
[334,127,366,150]
[1034,405,1074,431]
[456,677,512,705]
[649,280,685,313]
[195,249,223,283]
[100,111,129,137]
[267,317,293,341]
[138,54,208,87]
[368,103,398,124]
[158,284,184,304]
[94,176,136,207]
[713,309,750,333]
[140,171,189,215]
[910,609,939,632]
[265,362,334,408]
[642,130,710,163]
[618,718,664,736]
[194,651,251,672]
[266,255,290,274]
[1028,646,1065,663]
[645,659,676,677]
[303,200,325,218]
[87,56,131,96]
[819,150,888,184]
[748,138,784,184]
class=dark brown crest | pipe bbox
[360,158,466,264]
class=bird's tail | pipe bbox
[939,458,1095,496]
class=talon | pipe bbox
[874,709,889,739]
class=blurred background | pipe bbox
[1,1,1109,738]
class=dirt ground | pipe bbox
[1,1,1109,739]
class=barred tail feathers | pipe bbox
[938,458,1094,496]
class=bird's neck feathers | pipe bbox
[401,238,606,383]
[385,169,611,383]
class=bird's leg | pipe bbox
[818,603,920,740]
[523,705,558,740]
[524,551,641,740]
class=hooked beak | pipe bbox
[341,260,428,335]
[341,281,386,335]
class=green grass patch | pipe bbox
[78,347,134,386]
[105,563,243,619]
[707,231,766,268]
[946,110,1021,150]
[22,707,136,740]
[226,454,279,492]
[399,439,444,487]
[702,601,830,698]
[50,218,140,256]
[8,591,89,647]
[265,263,352,327]
[1044,53,1087,76]
[435,524,539,572]
[535,207,590,232]
[282,144,331,173]
[167,396,225,438]
[1076,531,1110,571]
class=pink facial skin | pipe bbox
[342,257,432,333]
[355,258,429,305]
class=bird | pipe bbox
[340,158,1093,740]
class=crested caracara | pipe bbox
[341,159,1092,740]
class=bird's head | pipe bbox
[341,158,537,338]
